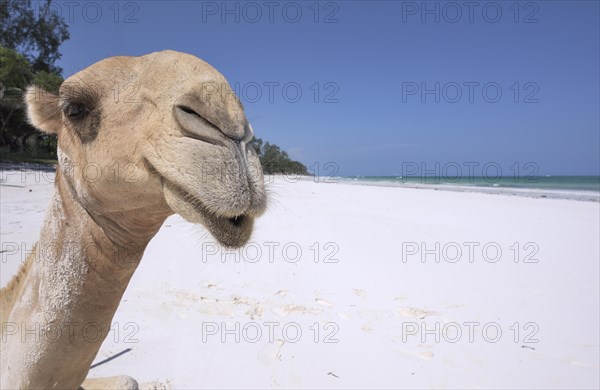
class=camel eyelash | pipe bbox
[58,98,73,112]
[58,87,98,112]
[59,99,86,116]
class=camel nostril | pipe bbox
[175,105,221,131]
[173,105,227,147]
[174,94,247,141]
[179,105,197,115]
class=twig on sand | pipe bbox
[90,348,133,369]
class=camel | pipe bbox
[0,50,266,389]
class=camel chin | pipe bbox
[163,184,254,248]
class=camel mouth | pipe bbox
[228,214,246,227]
[160,176,254,248]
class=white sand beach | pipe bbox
[1,167,599,389]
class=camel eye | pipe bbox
[64,103,87,120]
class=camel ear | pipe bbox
[24,86,62,134]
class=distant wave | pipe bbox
[328,176,600,202]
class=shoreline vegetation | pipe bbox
[0,150,58,166]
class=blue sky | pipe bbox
[52,0,599,176]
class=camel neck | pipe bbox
[0,169,153,389]
[48,169,149,279]
[57,165,170,250]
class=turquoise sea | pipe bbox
[333,176,600,201]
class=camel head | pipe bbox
[25,50,266,248]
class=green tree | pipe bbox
[0,46,33,90]
[249,137,308,175]
[1,0,70,73]
[32,70,62,93]
[0,48,31,148]
[0,47,64,153]
[0,0,69,157]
